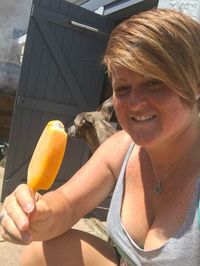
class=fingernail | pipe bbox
[22,232,32,244]
[24,202,33,213]
[19,218,28,230]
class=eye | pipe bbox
[145,79,163,92]
[146,79,162,86]
[113,85,131,97]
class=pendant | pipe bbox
[154,181,163,194]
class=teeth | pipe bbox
[132,115,155,121]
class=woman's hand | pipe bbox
[0,184,71,245]
[0,184,39,244]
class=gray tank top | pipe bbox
[107,143,200,266]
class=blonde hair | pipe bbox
[103,8,200,108]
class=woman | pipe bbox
[1,8,200,266]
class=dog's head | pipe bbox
[67,97,116,152]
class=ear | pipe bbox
[98,96,114,121]
[83,113,94,123]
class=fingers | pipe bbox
[3,184,35,231]
[0,213,32,245]
[4,195,30,231]
[1,184,56,243]
[0,184,39,244]
[14,184,36,214]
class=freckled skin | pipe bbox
[111,67,197,148]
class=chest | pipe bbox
[120,161,199,250]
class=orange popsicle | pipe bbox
[27,120,67,193]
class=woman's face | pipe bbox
[111,67,198,148]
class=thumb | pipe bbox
[29,196,52,222]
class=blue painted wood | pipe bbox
[17,96,88,115]
[1,0,113,199]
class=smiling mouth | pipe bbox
[131,114,157,122]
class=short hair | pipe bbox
[103,8,200,108]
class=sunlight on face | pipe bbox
[111,67,198,148]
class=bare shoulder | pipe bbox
[99,130,132,154]
[93,130,133,178]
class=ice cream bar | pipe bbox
[27,120,67,193]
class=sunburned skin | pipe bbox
[111,67,198,150]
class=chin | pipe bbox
[128,131,160,148]
[133,139,155,148]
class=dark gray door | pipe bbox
[1,0,113,199]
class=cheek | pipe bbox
[113,98,126,118]
[160,98,193,132]
[113,99,130,131]
[113,94,128,110]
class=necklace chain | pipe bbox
[151,137,200,194]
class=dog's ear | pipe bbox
[97,96,114,122]
[83,113,94,124]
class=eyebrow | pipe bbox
[112,78,147,88]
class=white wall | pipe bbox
[158,0,200,22]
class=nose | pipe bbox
[128,88,146,110]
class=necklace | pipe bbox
[150,137,200,194]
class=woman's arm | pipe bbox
[0,130,131,244]
[30,130,132,240]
